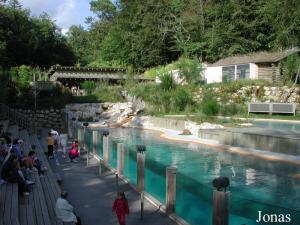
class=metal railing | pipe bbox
[0,103,35,133]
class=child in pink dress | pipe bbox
[112,192,129,225]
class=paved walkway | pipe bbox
[50,151,176,225]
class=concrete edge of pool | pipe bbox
[123,125,300,168]
[88,122,300,167]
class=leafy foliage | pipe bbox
[282,54,300,83]
[201,93,220,116]
[176,57,203,84]
[92,82,123,102]
[82,81,97,95]
[0,3,75,68]
[173,87,193,111]
[159,72,176,91]
[64,0,300,69]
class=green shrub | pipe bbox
[93,82,123,102]
[82,81,96,95]
[282,54,300,84]
[173,87,193,111]
[201,94,220,116]
[221,103,238,116]
[159,72,176,91]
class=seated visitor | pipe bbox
[12,138,24,161]
[24,147,44,176]
[0,139,7,164]
[0,131,11,145]
[56,191,81,225]
[1,152,30,195]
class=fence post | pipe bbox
[98,158,104,176]
[166,166,177,215]
[82,123,89,166]
[92,130,98,155]
[117,143,124,176]
[136,145,146,192]
[136,145,146,220]
[77,126,82,153]
[103,131,109,163]
[212,177,230,225]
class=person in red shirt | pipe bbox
[69,140,79,162]
[112,192,129,225]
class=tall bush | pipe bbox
[173,87,193,111]
[201,93,220,116]
[159,72,176,91]
[282,54,300,83]
[82,81,96,95]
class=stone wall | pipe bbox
[194,86,300,104]
[16,108,65,131]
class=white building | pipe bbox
[204,49,299,84]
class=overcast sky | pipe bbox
[19,0,93,34]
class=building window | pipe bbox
[237,64,250,80]
[222,66,235,82]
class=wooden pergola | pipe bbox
[47,66,154,82]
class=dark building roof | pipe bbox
[208,48,300,67]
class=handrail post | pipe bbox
[166,166,177,215]
[92,130,98,155]
[212,177,230,225]
[136,145,146,220]
[103,131,109,163]
[117,143,124,176]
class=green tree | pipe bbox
[82,81,96,95]
[176,57,202,84]
[67,25,90,65]
[0,4,75,68]
[282,54,300,83]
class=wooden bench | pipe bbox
[19,172,52,225]
[0,183,20,225]
[18,129,52,225]
[55,173,63,186]
[29,134,63,225]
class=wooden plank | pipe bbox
[55,173,63,186]
[19,205,27,225]
[0,184,6,225]
[29,134,63,225]
[3,184,12,225]
[11,184,20,225]
[26,205,35,225]
[34,172,51,225]
[31,173,43,225]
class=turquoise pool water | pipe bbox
[84,127,300,225]
[253,120,300,133]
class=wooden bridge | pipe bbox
[47,66,154,82]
